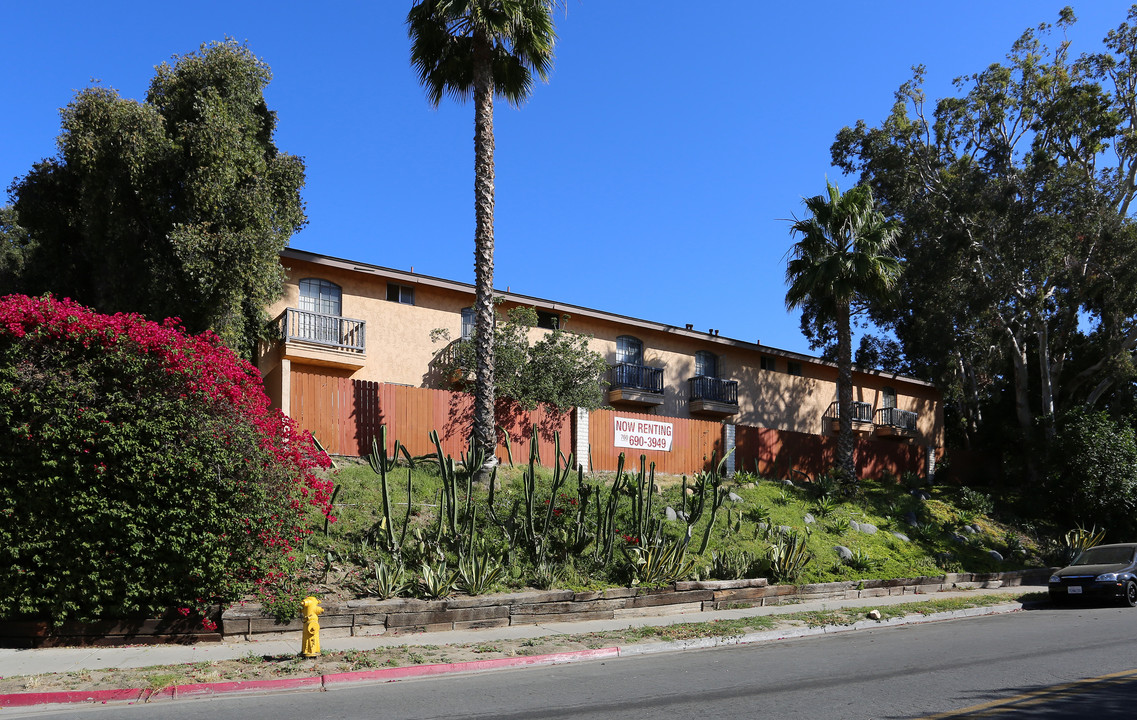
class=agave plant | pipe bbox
[845,549,880,573]
[710,549,756,580]
[531,560,564,590]
[1062,525,1107,564]
[813,496,836,518]
[626,537,696,586]
[368,560,408,600]
[768,531,813,582]
[458,550,505,596]
[418,561,458,599]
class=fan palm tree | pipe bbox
[786,181,901,480]
[407,0,557,479]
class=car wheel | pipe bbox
[1125,580,1137,608]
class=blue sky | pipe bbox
[2,2,1130,356]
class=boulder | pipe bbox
[892,532,910,542]
[834,545,853,560]
[665,506,677,522]
[804,513,815,525]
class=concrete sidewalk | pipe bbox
[0,583,1043,678]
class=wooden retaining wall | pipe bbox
[221,569,1049,641]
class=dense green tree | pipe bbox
[431,306,608,413]
[407,0,558,479]
[0,206,31,294]
[785,181,901,479]
[7,40,306,360]
[831,7,1137,459]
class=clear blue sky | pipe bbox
[2,2,1130,356]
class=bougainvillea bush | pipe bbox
[0,295,332,624]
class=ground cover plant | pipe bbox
[0,295,333,626]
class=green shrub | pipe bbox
[0,295,332,624]
[1041,409,1137,541]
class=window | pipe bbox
[760,356,777,372]
[536,310,560,330]
[616,335,643,366]
[386,282,415,305]
[882,386,896,410]
[695,351,717,378]
[787,361,803,377]
[461,307,475,341]
[299,278,341,316]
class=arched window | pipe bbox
[695,350,717,378]
[299,278,342,316]
[616,335,643,366]
[882,386,896,409]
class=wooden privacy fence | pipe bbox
[290,368,570,461]
[733,425,927,480]
[588,409,722,475]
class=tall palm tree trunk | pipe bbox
[836,304,856,479]
[472,33,498,480]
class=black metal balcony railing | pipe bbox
[688,375,739,404]
[875,407,918,431]
[609,363,664,394]
[825,400,874,423]
[281,308,366,352]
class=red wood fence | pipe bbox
[588,409,723,476]
[290,368,570,462]
[734,425,927,480]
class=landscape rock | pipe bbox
[960,525,977,535]
[728,492,743,503]
[892,532,910,542]
[850,520,862,532]
[988,550,1004,562]
[677,511,688,521]
[804,513,815,524]
[834,545,853,560]
[780,479,795,487]
[778,525,793,535]
[970,523,983,533]
[905,511,919,527]
[911,490,931,501]
[857,522,879,535]
[867,609,882,621]
[665,506,677,522]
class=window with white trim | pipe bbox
[299,278,342,316]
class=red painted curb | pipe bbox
[321,647,621,687]
[0,647,622,707]
[0,687,146,708]
[169,676,324,698]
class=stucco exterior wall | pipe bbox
[259,252,945,449]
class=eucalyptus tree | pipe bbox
[786,181,901,480]
[407,0,558,479]
[832,6,1137,450]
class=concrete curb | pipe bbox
[0,603,1024,709]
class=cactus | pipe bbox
[367,426,412,555]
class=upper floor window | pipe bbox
[299,278,342,316]
[616,335,643,366]
[882,386,897,409]
[695,351,717,378]
[786,360,803,377]
[387,282,415,305]
[536,310,560,330]
[461,307,475,341]
[760,356,776,372]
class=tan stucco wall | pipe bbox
[260,257,945,448]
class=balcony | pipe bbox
[278,308,366,370]
[824,400,875,435]
[608,362,664,408]
[688,376,739,417]
[874,407,918,441]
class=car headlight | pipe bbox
[1050,575,1062,584]
[1096,573,1119,582]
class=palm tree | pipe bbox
[786,181,901,481]
[407,0,557,479]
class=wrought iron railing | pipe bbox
[688,376,738,404]
[824,400,874,423]
[609,363,664,394]
[875,407,918,431]
[281,308,365,352]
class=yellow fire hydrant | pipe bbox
[300,596,324,657]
